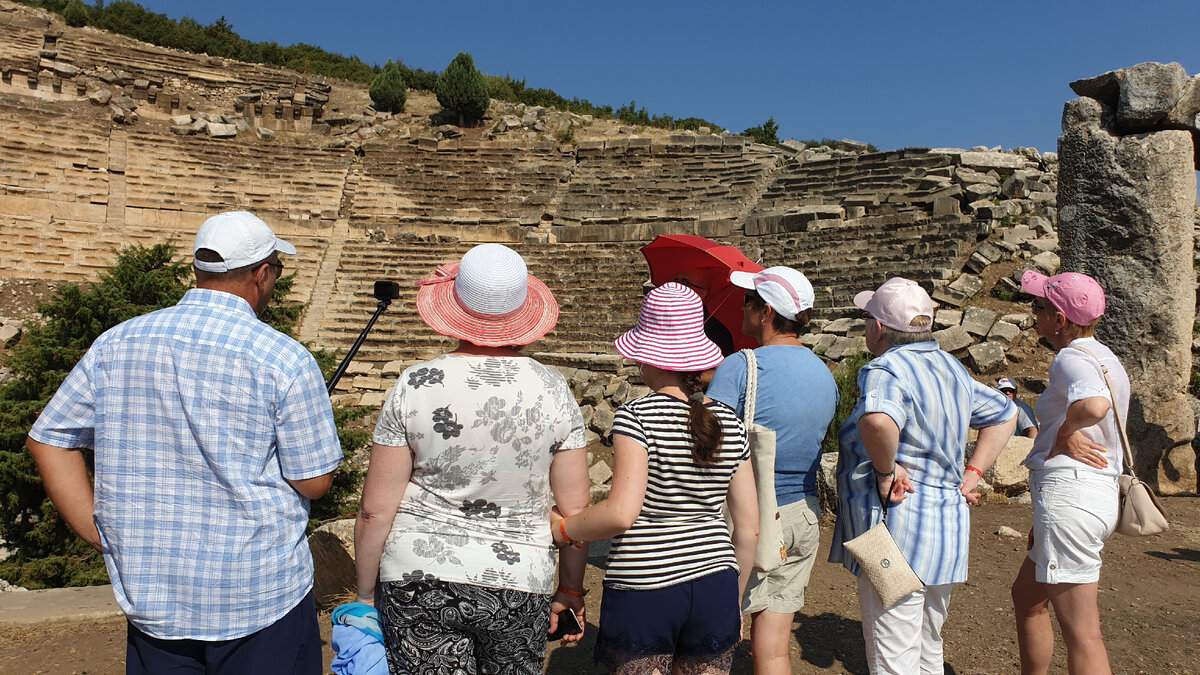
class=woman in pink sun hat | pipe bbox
[551,282,759,674]
[1011,269,1129,674]
[354,244,591,672]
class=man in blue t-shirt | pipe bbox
[707,265,837,675]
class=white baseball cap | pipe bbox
[729,266,815,321]
[192,211,296,272]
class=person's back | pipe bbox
[603,392,747,589]
[372,352,585,592]
[28,211,342,673]
[81,290,328,637]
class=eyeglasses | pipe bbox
[263,259,284,276]
[1030,298,1048,312]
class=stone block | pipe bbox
[345,362,374,376]
[934,325,973,353]
[206,123,237,138]
[932,274,984,307]
[351,375,386,391]
[588,459,613,486]
[1000,313,1033,330]
[964,252,990,274]
[812,333,838,355]
[359,391,388,407]
[934,309,962,329]
[308,519,355,610]
[978,435,1034,495]
[962,306,997,337]
[824,336,866,361]
[974,240,1011,264]
[589,484,611,504]
[255,126,275,140]
[956,151,1027,171]
[824,318,856,335]
[987,320,1022,347]
[1026,236,1058,254]
[1029,251,1060,275]
[968,341,1006,374]
[1001,224,1036,245]
[170,114,192,125]
[1117,61,1187,131]
[89,89,111,105]
[589,404,615,435]
[0,323,21,347]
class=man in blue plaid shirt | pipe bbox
[27,211,342,674]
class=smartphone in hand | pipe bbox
[546,608,583,641]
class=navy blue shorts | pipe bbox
[125,590,321,675]
[595,569,741,673]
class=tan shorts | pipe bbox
[742,494,820,614]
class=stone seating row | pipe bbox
[121,131,351,224]
[0,99,110,203]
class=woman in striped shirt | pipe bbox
[551,282,758,674]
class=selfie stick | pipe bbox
[326,280,401,394]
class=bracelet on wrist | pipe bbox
[965,465,984,478]
[559,517,583,550]
[556,583,588,598]
[872,464,895,477]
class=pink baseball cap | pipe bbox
[1021,270,1105,325]
[853,277,933,332]
[615,282,724,372]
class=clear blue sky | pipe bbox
[132,0,1199,156]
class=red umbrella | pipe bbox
[640,234,764,353]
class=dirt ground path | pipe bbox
[1,499,1197,674]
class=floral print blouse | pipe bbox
[372,353,587,594]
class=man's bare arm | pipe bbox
[26,437,101,551]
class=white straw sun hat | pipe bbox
[415,243,558,347]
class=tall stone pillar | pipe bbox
[1058,62,1199,493]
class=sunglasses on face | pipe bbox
[1030,298,1048,312]
[263,259,284,276]
[744,291,762,305]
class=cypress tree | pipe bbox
[369,60,407,114]
[435,52,490,126]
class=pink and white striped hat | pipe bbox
[615,282,724,372]
[415,243,558,347]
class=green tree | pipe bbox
[743,116,780,146]
[368,60,407,114]
[62,0,89,26]
[435,51,490,126]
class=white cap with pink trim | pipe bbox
[729,266,814,321]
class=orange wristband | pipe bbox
[965,465,984,478]
[556,583,588,597]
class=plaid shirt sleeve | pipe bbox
[275,355,342,480]
[28,349,98,450]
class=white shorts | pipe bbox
[1029,468,1118,584]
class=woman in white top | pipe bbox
[1011,270,1129,675]
[354,244,590,674]
[550,282,758,675]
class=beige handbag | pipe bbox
[739,349,787,572]
[842,476,923,608]
[1073,346,1168,537]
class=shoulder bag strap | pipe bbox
[1071,344,1134,477]
[739,348,757,427]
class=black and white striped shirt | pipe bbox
[604,393,749,590]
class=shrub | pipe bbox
[369,60,407,114]
[743,116,780,146]
[821,351,871,455]
[435,52,490,126]
[62,0,88,26]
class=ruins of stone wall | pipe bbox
[1059,62,1200,492]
